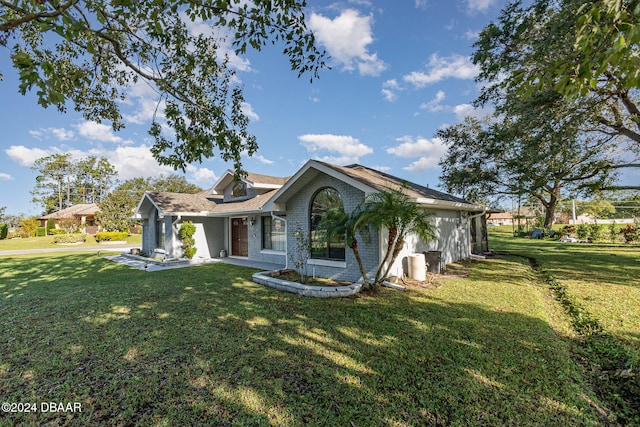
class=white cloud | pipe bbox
[299,133,373,164]
[387,136,448,173]
[403,54,479,88]
[74,121,125,144]
[255,155,274,165]
[467,0,499,13]
[415,0,428,8]
[420,90,446,112]
[109,145,174,179]
[308,9,387,76]
[465,29,480,40]
[404,156,443,173]
[453,103,492,121]
[5,145,51,167]
[381,79,402,102]
[0,173,13,180]
[28,127,75,141]
[241,102,260,122]
[50,128,75,141]
[387,136,446,158]
[187,165,218,185]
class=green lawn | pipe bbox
[0,251,612,426]
[489,227,640,423]
[0,234,141,251]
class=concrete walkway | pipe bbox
[104,253,285,273]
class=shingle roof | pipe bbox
[320,162,471,204]
[39,203,100,219]
[245,172,289,187]
[142,161,478,217]
[145,192,219,213]
[144,190,277,215]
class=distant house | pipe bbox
[135,160,489,282]
[38,203,100,234]
[486,211,514,226]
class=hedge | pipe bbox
[53,234,86,244]
[95,231,129,242]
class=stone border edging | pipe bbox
[252,271,362,298]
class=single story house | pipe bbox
[135,160,489,282]
[38,203,100,234]
[486,211,513,226]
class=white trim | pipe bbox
[307,259,347,269]
[415,198,485,212]
[260,249,286,256]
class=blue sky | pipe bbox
[1,0,636,216]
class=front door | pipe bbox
[231,218,248,256]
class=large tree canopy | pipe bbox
[31,153,117,213]
[474,0,640,149]
[1,0,326,173]
[96,174,202,231]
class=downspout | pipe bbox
[271,213,288,269]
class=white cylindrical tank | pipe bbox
[408,253,426,281]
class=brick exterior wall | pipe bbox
[284,173,380,283]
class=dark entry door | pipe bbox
[231,218,248,256]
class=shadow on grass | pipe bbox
[0,254,610,426]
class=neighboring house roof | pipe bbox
[39,203,99,220]
[487,212,513,220]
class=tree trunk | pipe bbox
[350,238,369,288]
[381,235,405,284]
[375,226,398,285]
[538,186,561,228]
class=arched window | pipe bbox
[310,187,345,260]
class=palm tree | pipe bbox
[359,187,435,286]
[320,206,372,287]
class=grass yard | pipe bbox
[0,234,141,251]
[489,226,640,424]
[0,251,610,426]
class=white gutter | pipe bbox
[468,206,488,220]
[271,212,288,269]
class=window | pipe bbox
[232,181,247,197]
[310,187,345,260]
[262,216,286,251]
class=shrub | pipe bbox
[53,234,86,244]
[50,228,67,235]
[576,224,589,240]
[588,223,602,241]
[46,218,56,235]
[95,231,129,242]
[558,225,576,237]
[178,221,197,259]
[35,227,46,237]
[608,223,619,243]
[0,224,7,239]
[619,224,639,243]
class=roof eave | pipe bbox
[416,197,485,211]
